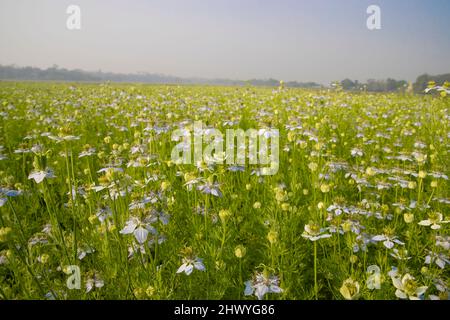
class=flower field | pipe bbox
[0,82,448,300]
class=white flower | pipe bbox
[391,273,427,300]
[97,167,123,174]
[0,187,22,207]
[86,273,104,293]
[28,168,56,184]
[418,212,448,230]
[424,251,449,269]
[79,147,96,158]
[78,246,95,260]
[96,206,112,223]
[435,235,450,250]
[176,257,205,275]
[351,148,363,157]
[372,234,404,249]
[302,223,331,241]
[119,216,156,244]
[244,272,283,300]
[340,278,360,300]
[47,134,80,143]
[197,181,222,197]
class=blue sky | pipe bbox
[0,0,449,84]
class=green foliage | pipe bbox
[0,82,448,300]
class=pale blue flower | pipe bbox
[244,272,282,300]
[176,257,205,275]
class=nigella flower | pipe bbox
[28,234,49,246]
[183,177,205,191]
[97,167,123,174]
[435,235,450,250]
[372,233,404,249]
[0,187,22,207]
[429,278,448,300]
[127,233,166,259]
[351,148,363,157]
[424,251,449,269]
[197,181,222,197]
[78,147,96,158]
[14,147,31,154]
[433,197,450,205]
[31,143,45,154]
[119,216,157,244]
[145,209,170,225]
[86,273,104,293]
[28,168,56,184]
[341,219,363,235]
[352,233,372,252]
[96,206,112,223]
[128,192,161,210]
[327,204,344,216]
[47,134,80,143]
[418,212,448,230]
[77,245,95,260]
[391,273,427,300]
[176,257,206,275]
[339,278,360,300]
[244,272,283,300]
[301,223,332,241]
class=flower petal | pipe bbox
[254,284,269,300]
[372,235,386,241]
[176,263,187,274]
[184,264,194,275]
[244,281,254,296]
[119,219,138,235]
[134,227,149,244]
[395,289,407,299]
[383,240,394,249]
[416,286,428,296]
[28,171,46,184]
[193,260,205,272]
[269,285,283,294]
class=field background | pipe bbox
[0,82,448,299]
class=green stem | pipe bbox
[314,241,318,300]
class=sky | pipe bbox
[0,0,449,84]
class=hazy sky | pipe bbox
[1,0,449,84]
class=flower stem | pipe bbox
[314,241,318,300]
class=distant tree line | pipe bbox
[340,74,450,93]
[0,64,448,92]
[0,64,182,83]
[340,78,407,92]
[0,65,321,88]
[246,78,321,88]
